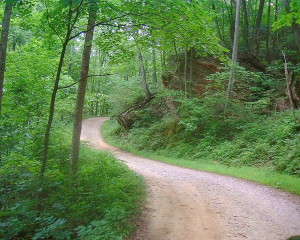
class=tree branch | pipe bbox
[68,13,131,40]
[45,2,64,43]
[58,74,115,90]
[68,11,151,41]
[70,0,85,31]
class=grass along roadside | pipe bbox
[101,118,300,196]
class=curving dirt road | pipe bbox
[81,117,300,240]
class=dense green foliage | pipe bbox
[105,110,300,176]
[102,63,300,191]
[1,0,299,238]
[0,126,145,239]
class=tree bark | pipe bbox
[212,3,225,45]
[230,0,236,44]
[184,49,188,98]
[40,39,70,176]
[227,0,241,99]
[152,46,158,91]
[254,0,265,56]
[40,0,80,176]
[138,49,151,99]
[161,50,166,69]
[272,0,279,58]
[282,50,298,123]
[241,0,249,50]
[71,3,97,176]
[0,3,13,116]
[189,48,194,96]
[265,0,271,60]
[68,44,73,76]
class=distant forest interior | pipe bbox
[0,0,299,239]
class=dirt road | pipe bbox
[81,117,300,240]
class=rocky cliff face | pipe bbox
[162,53,221,97]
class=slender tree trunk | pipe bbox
[230,0,236,44]
[71,4,97,176]
[212,3,225,45]
[161,50,166,69]
[12,37,16,51]
[227,0,241,99]
[241,0,249,50]
[272,0,279,58]
[96,100,99,116]
[184,49,188,98]
[189,48,194,95]
[40,0,79,176]
[138,49,151,99]
[173,41,178,61]
[254,0,265,56]
[266,0,271,60]
[41,39,70,176]
[282,50,298,123]
[37,37,71,212]
[152,46,158,91]
[68,44,73,76]
[0,3,13,116]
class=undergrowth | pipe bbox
[0,126,145,240]
[102,111,300,195]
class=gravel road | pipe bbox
[81,117,300,240]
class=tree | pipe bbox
[0,1,13,116]
[137,48,152,100]
[265,0,272,60]
[227,0,241,99]
[253,0,265,56]
[40,0,85,176]
[151,46,158,90]
[70,1,98,176]
[241,0,250,50]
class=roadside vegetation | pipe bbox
[102,64,300,195]
[102,111,300,195]
[0,125,145,239]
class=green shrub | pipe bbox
[0,126,145,239]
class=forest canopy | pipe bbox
[0,0,299,239]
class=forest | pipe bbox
[0,0,299,239]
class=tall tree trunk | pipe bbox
[38,36,71,212]
[230,0,236,44]
[184,49,188,98]
[254,0,265,56]
[40,38,71,176]
[40,0,78,176]
[161,50,166,69]
[152,46,158,91]
[227,0,241,99]
[68,44,73,76]
[189,48,194,95]
[0,3,13,116]
[212,3,225,45]
[272,0,279,58]
[71,3,97,176]
[282,50,298,123]
[265,0,271,60]
[241,0,249,50]
[138,49,151,99]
